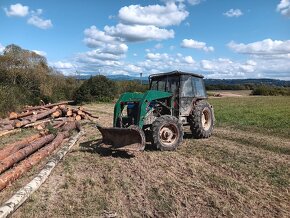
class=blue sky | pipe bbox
[1,0,290,79]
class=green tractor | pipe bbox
[97,71,214,151]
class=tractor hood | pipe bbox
[113,90,173,127]
[116,90,172,103]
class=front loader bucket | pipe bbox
[96,125,145,151]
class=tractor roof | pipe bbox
[149,70,204,79]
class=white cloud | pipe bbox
[118,2,188,27]
[181,39,214,52]
[84,50,124,61]
[102,43,128,55]
[27,15,53,29]
[0,43,5,54]
[104,23,174,42]
[277,0,290,17]
[84,26,118,47]
[200,58,257,78]
[228,39,290,55]
[146,52,169,60]
[223,9,243,17]
[32,50,47,56]
[4,4,53,30]
[51,61,74,69]
[184,56,195,64]
[4,3,29,17]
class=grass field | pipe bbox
[209,96,290,138]
[0,96,289,217]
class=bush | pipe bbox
[75,75,117,103]
[116,80,148,94]
[0,85,31,117]
[252,86,290,96]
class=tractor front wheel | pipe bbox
[152,115,183,151]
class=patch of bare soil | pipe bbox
[2,103,289,218]
[209,90,252,98]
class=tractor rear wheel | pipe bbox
[189,101,214,138]
[152,115,183,151]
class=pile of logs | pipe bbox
[0,101,98,191]
[0,101,98,133]
[0,121,81,191]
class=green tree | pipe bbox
[75,75,117,103]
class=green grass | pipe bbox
[209,96,290,138]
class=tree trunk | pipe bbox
[0,129,21,138]
[0,134,55,174]
[82,110,99,119]
[0,132,67,191]
[15,107,57,128]
[0,124,14,131]
[9,111,34,120]
[0,134,42,161]
[0,130,83,217]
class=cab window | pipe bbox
[150,78,166,92]
[192,77,206,97]
[181,75,194,97]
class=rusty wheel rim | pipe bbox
[159,124,179,146]
[201,108,212,131]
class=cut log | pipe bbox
[75,115,82,121]
[15,118,36,128]
[0,134,42,161]
[0,130,83,217]
[51,110,61,118]
[82,110,99,119]
[0,119,16,126]
[52,120,66,129]
[61,121,78,132]
[0,129,21,138]
[23,118,51,128]
[0,125,14,131]
[66,109,73,117]
[15,108,57,128]
[35,124,45,131]
[0,134,55,174]
[0,132,68,191]
[24,101,74,111]
[8,112,18,120]
[9,111,35,120]
[58,105,66,110]
[67,117,75,122]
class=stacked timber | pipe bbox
[0,121,82,191]
[0,101,98,132]
[0,101,95,190]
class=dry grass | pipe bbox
[0,101,289,217]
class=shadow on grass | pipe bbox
[79,139,158,158]
[79,139,136,159]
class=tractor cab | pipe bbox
[149,71,207,98]
[149,71,207,117]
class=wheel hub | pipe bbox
[201,108,212,131]
[159,124,178,146]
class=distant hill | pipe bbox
[205,78,290,87]
[73,74,290,87]
[75,74,145,81]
